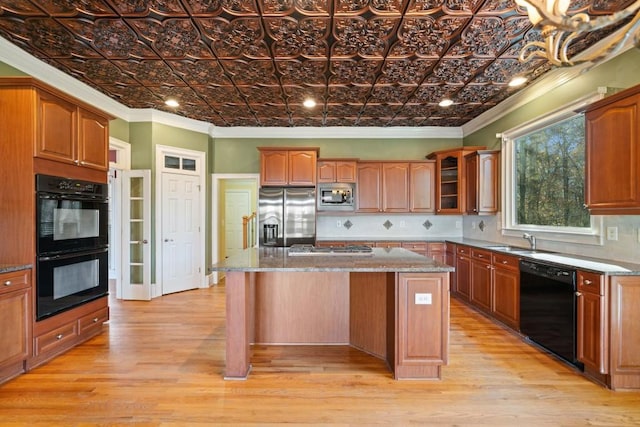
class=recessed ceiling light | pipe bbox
[303,98,317,108]
[165,99,179,107]
[508,76,528,87]
[439,99,454,107]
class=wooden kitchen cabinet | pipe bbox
[455,245,471,301]
[29,296,108,370]
[258,147,318,186]
[469,248,492,312]
[356,162,382,212]
[491,252,520,330]
[577,270,607,375]
[382,163,410,212]
[35,88,109,172]
[445,243,457,293]
[357,161,432,213]
[317,159,357,183]
[583,84,640,214]
[427,146,486,214]
[0,269,31,384]
[465,150,499,215]
[409,161,436,213]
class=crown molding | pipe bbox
[209,126,463,139]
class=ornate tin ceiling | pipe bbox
[0,0,631,127]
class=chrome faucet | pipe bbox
[523,233,536,250]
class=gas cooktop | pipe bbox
[287,244,373,256]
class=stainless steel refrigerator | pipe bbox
[259,187,316,247]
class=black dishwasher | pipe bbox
[519,260,582,369]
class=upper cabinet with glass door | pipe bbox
[426,147,486,214]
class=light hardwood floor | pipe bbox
[1,280,639,426]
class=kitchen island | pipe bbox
[210,247,454,380]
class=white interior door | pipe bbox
[121,170,151,300]
[225,190,251,259]
[162,172,201,295]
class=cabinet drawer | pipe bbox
[470,248,491,261]
[402,242,427,251]
[492,253,519,270]
[78,307,109,335]
[428,242,445,252]
[35,322,77,356]
[376,241,402,249]
[0,270,31,295]
[456,245,470,256]
[578,271,604,295]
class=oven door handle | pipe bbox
[38,192,107,202]
[39,248,108,261]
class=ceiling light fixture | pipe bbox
[439,99,454,107]
[508,76,528,87]
[165,99,179,107]
[303,99,317,108]
[516,0,640,66]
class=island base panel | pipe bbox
[225,271,253,379]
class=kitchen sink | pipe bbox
[485,245,532,253]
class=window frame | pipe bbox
[501,92,605,246]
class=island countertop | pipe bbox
[210,247,455,273]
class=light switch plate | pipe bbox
[606,226,618,241]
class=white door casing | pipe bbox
[108,137,131,299]
[121,169,152,300]
[224,190,251,259]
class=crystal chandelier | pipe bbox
[516,0,640,66]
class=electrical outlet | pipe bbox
[637,228,640,243]
[336,220,342,228]
[415,293,432,305]
[606,226,618,241]
[455,221,462,229]
[471,221,476,229]
[400,220,406,228]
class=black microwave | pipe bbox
[317,183,355,211]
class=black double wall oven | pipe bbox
[36,174,109,320]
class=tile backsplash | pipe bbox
[316,214,463,241]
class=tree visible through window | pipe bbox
[514,114,590,228]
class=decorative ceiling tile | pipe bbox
[327,85,370,103]
[62,18,158,59]
[168,60,232,85]
[265,17,330,58]
[31,0,116,16]
[277,60,327,85]
[0,0,627,127]
[222,59,279,85]
[199,17,270,59]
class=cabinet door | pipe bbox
[317,161,336,183]
[428,242,445,264]
[78,108,109,171]
[335,161,356,182]
[470,256,492,312]
[260,150,288,186]
[288,150,317,186]
[492,263,520,329]
[436,153,464,214]
[455,250,471,300]
[382,162,410,212]
[0,271,31,381]
[36,89,77,165]
[585,92,640,214]
[445,244,456,293]
[410,162,435,213]
[477,152,499,214]
[356,163,382,212]
[577,271,607,374]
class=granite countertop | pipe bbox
[210,247,454,273]
[0,264,32,274]
[446,238,640,276]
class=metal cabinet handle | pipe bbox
[584,279,592,285]
[164,239,174,242]
[56,334,63,340]
[502,260,508,264]
[3,280,11,286]
[92,317,99,323]
[576,291,582,297]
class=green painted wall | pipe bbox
[212,137,462,174]
[0,62,26,75]
[464,48,640,148]
[109,118,130,143]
